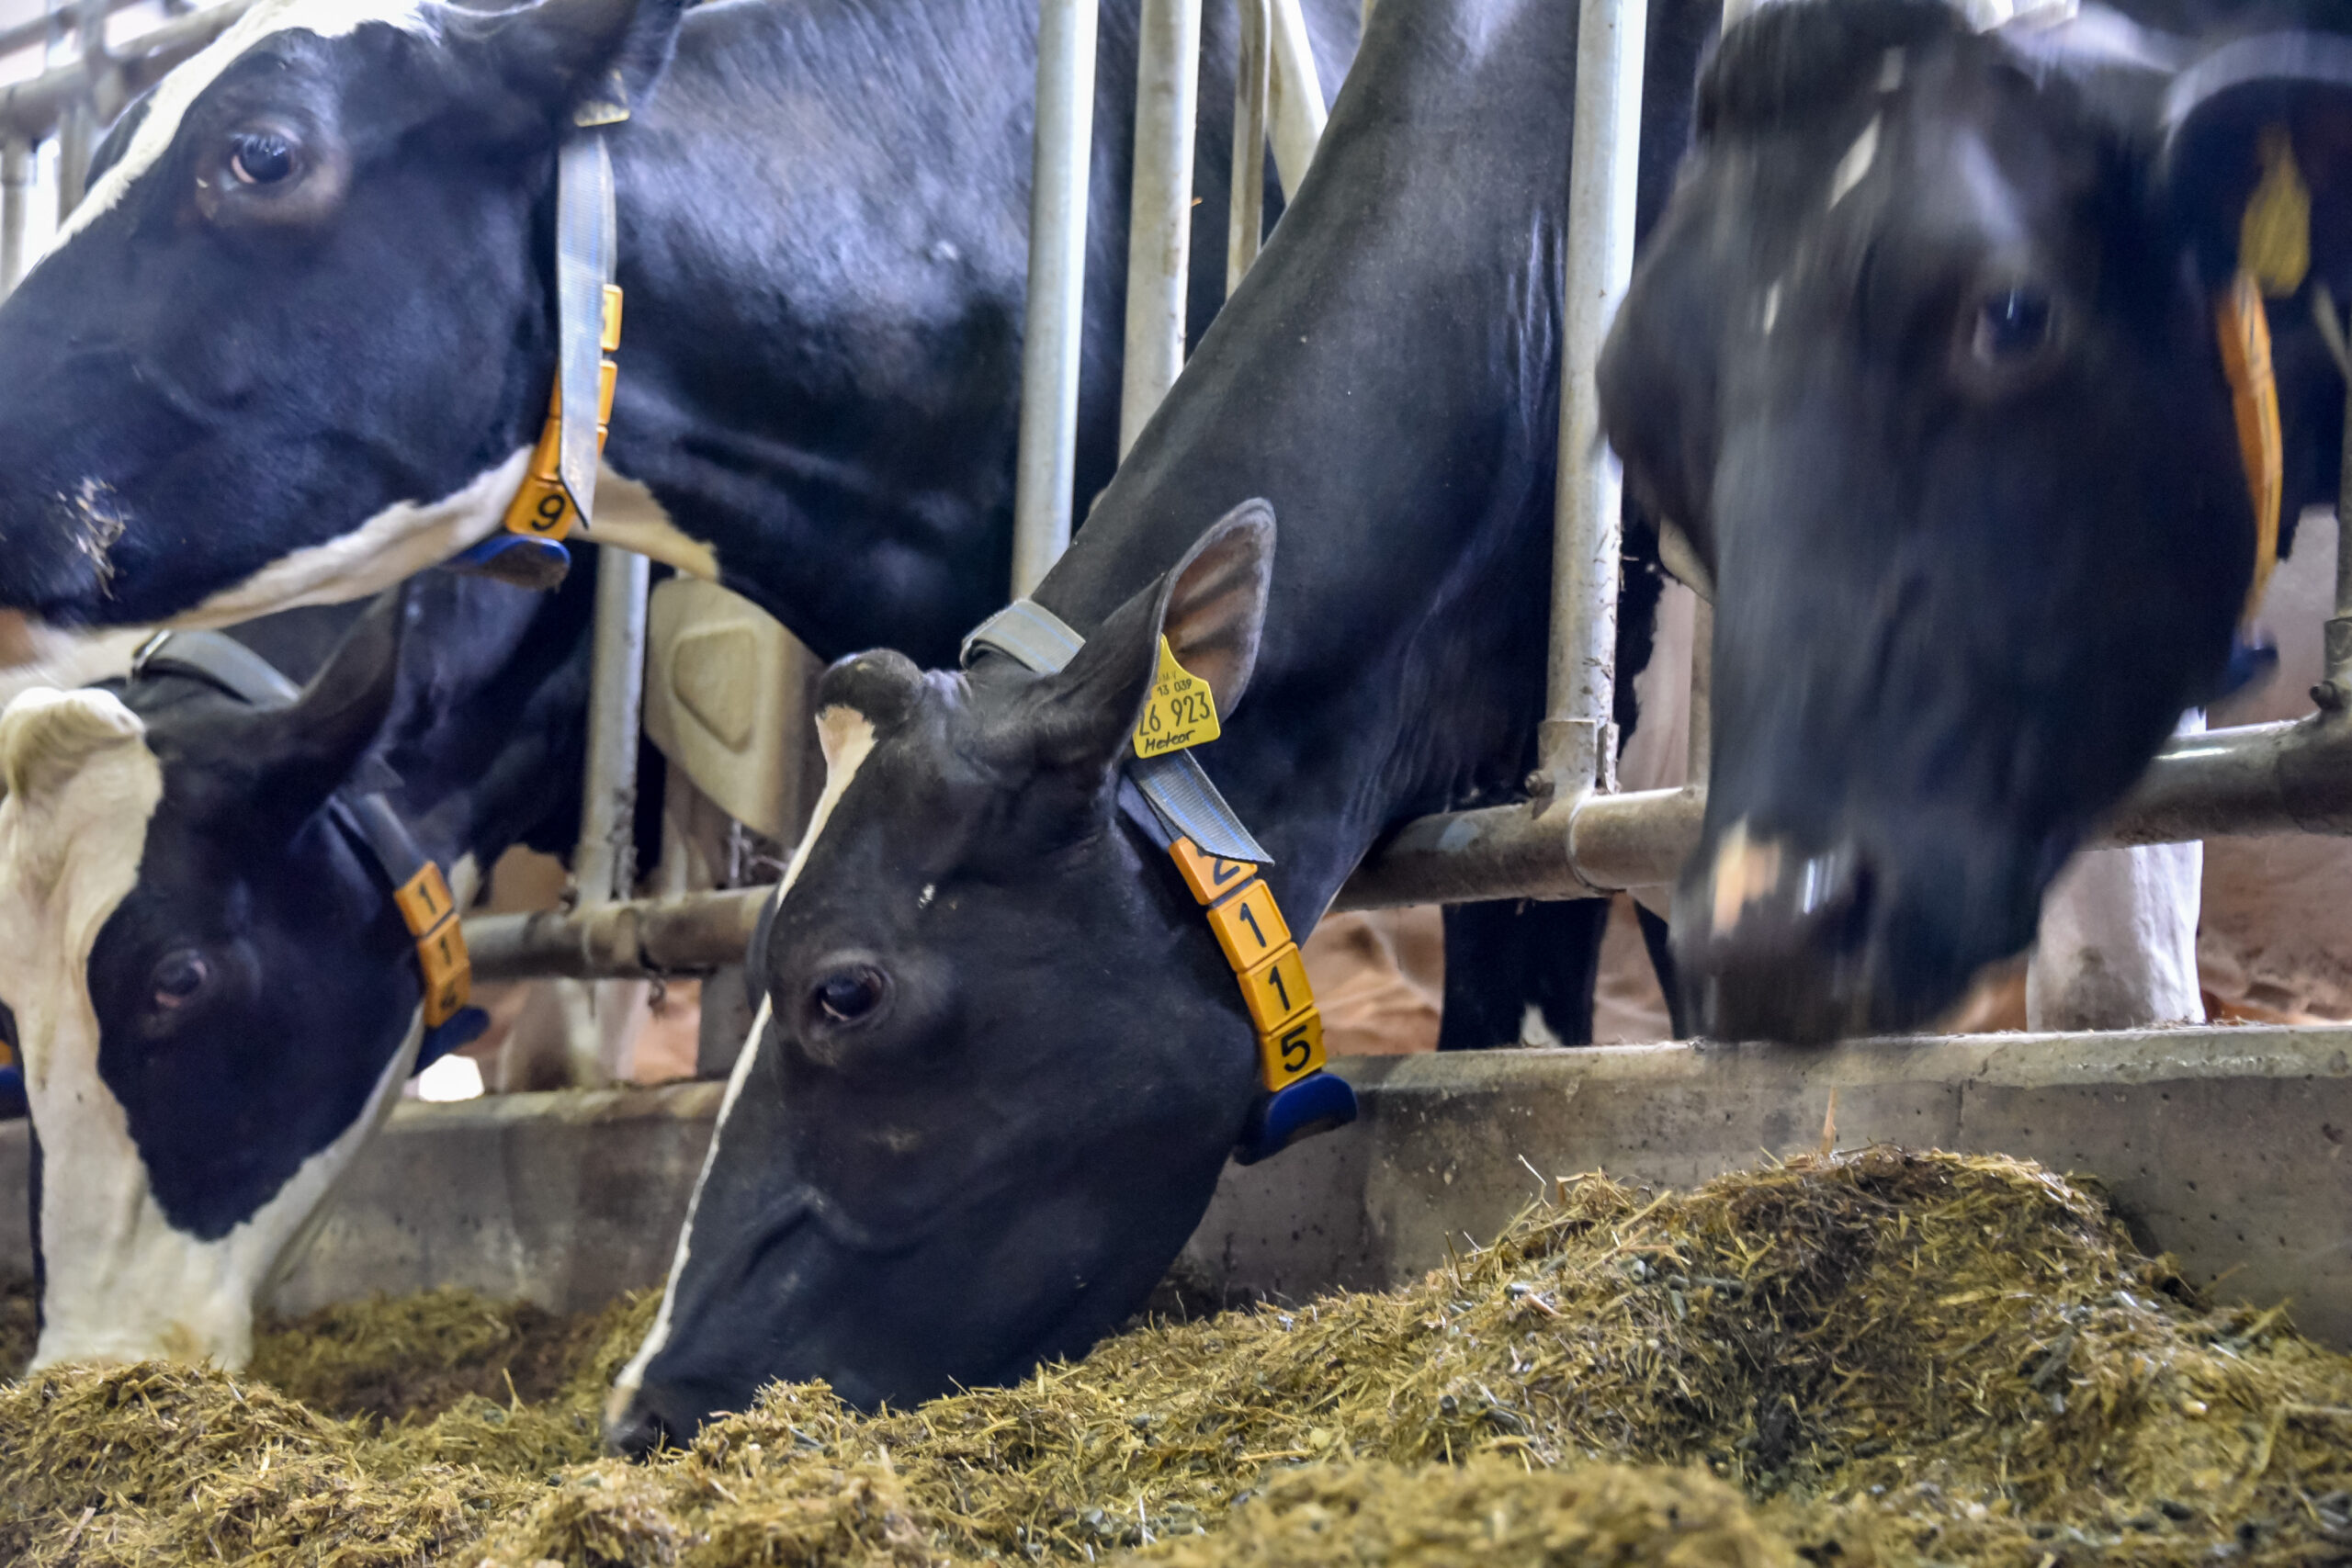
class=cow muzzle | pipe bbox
[1672,820,1874,1045]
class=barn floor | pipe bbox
[3,1148,2349,1566]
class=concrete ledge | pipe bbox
[1,1029,2345,1345]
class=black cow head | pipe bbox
[605,506,1276,1447]
[1598,0,2348,1043]
[0,0,682,645]
[0,592,451,1369]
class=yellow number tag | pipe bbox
[1206,879,1290,971]
[393,863,456,940]
[2242,126,2310,299]
[415,919,472,1028]
[1133,637,1222,759]
[1239,942,1315,1032]
[1169,836,1256,906]
[1257,1009,1325,1090]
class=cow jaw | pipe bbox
[167,448,533,630]
[605,705,876,1444]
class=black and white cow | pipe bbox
[0,569,592,1368]
[0,0,1351,664]
[601,0,1663,1445]
[1599,0,2352,1043]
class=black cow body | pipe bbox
[0,0,1353,664]
[606,0,1659,1444]
[1600,0,2352,1043]
[0,567,593,1369]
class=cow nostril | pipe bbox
[604,1393,684,1461]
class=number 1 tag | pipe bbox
[1134,637,1222,759]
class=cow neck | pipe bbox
[961,600,1356,1163]
[1019,0,1570,961]
[123,632,483,1065]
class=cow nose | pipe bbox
[1673,821,1873,1045]
[603,1383,687,1460]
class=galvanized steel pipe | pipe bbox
[1118,0,1203,455]
[1227,0,1270,297]
[573,546,651,905]
[0,135,29,294]
[1011,0,1102,596]
[0,0,250,145]
[1542,0,1645,799]
[1264,0,1325,200]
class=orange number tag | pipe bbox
[1239,942,1314,1032]
[1206,880,1290,972]
[415,919,472,1029]
[1168,837,1256,906]
[393,863,456,939]
[1257,1010,1325,1091]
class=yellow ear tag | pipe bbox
[2241,124,2311,299]
[1133,637,1222,759]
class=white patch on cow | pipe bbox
[1877,47,1905,94]
[1827,114,1882,210]
[607,707,879,1430]
[44,0,437,259]
[1519,1002,1563,1049]
[169,448,532,629]
[1760,281,1781,335]
[591,469,721,581]
[0,694,472,1369]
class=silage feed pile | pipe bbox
[4,1150,2350,1568]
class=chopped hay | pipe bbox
[6,1148,2351,1568]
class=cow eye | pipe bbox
[228,131,295,186]
[1973,287,2054,363]
[812,967,886,1024]
[151,950,211,1010]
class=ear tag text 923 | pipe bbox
[1134,637,1221,759]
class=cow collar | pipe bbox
[123,630,488,1072]
[961,599,1357,1165]
[449,94,630,592]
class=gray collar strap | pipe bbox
[127,630,436,904]
[961,600,1272,863]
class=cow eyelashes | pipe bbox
[812,967,886,1025]
[227,130,297,187]
[150,950,211,1012]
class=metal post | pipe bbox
[1541,0,1645,796]
[1010,0,1101,596]
[1118,0,1203,456]
[1685,595,1713,784]
[1,136,31,295]
[575,546,651,905]
[1227,0,1269,298]
[1264,0,1325,201]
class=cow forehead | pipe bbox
[48,0,437,257]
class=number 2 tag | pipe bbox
[1133,637,1222,759]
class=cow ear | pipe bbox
[0,688,145,808]
[477,0,688,122]
[1029,500,1275,778]
[243,589,408,815]
[2163,32,2352,292]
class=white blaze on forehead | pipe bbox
[1827,113,1882,210]
[608,705,880,1427]
[45,0,437,258]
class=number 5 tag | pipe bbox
[1133,637,1222,759]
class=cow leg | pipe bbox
[2025,842,2206,1031]
[1438,899,1609,1049]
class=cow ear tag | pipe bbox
[445,533,572,589]
[2241,125,2310,299]
[1134,637,1221,759]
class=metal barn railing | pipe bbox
[15,0,2351,988]
[461,0,2352,985]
